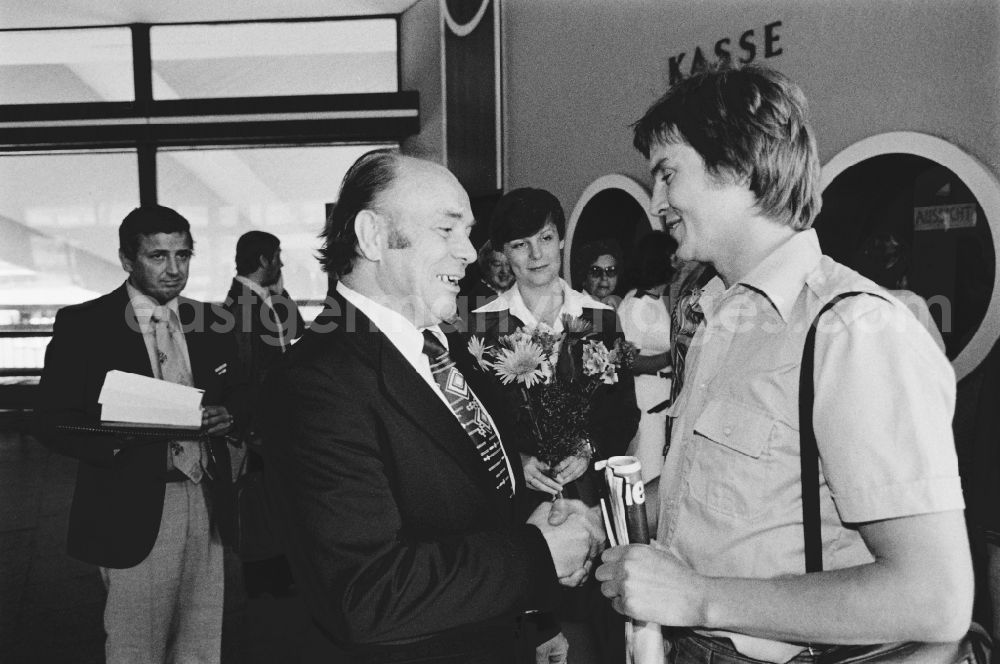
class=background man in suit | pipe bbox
[261,150,602,664]
[224,230,304,388]
[223,230,304,596]
[35,205,242,664]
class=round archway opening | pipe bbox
[815,152,995,364]
[568,188,649,294]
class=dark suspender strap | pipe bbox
[799,291,866,573]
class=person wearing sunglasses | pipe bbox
[576,239,624,309]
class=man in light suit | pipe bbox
[35,205,242,664]
[261,150,602,664]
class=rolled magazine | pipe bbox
[596,456,666,664]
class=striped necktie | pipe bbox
[421,330,513,498]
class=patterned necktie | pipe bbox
[664,266,715,454]
[421,330,513,498]
[151,306,204,483]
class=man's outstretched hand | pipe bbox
[535,631,568,663]
[528,498,606,586]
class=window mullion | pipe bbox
[131,24,153,111]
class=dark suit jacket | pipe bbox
[34,283,243,569]
[260,290,562,662]
[222,278,304,391]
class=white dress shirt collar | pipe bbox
[126,281,181,332]
[472,277,608,333]
[335,281,447,358]
[234,275,271,302]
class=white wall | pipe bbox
[501,0,1000,214]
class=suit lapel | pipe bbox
[178,298,217,394]
[378,337,509,502]
[328,293,509,504]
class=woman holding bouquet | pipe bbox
[470,187,640,504]
[470,186,639,663]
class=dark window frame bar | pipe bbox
[0,17,414,149]
[0,16,414,381]
[0,14,400,35]
[0,92,420,150]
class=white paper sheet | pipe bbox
[98,370,204,427]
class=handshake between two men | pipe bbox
[528,498,605,586]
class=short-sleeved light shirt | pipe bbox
[658,229,963,661]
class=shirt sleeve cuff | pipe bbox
[833,476,965,523]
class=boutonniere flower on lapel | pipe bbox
[467,315,637,487]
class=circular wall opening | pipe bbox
[817,132,1000,379]
[564,174,656,296]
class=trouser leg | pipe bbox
[171,481,224,664]
[101,482,189,664]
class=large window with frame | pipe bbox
[157,143,393,305]
[0,27,134,104]
[149,20,398,99]
[0,17,417,377]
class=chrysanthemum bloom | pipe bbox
[467,336,493,371]
[561,314,593,336]
[492,339,546,388]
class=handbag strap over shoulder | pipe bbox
[799,291,866,573]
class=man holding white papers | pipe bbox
[35,205,243,664]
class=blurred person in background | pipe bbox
[575,238,624,309]
[852,230,945,352]
[459,240,515,317]
[617,230,677,483]
[223,230,304,599]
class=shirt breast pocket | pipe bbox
[689,398,779,521]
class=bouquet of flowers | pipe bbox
[468,314,637,473]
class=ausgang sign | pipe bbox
[668,20,784,85]
[913,203,978,231]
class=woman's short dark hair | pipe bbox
[632,63,821,230]
[628,231,678,291]
[118,205,192,260]
[235,231,280,276]
[319,149,400,278]
[489,187,565,251]
[572,238,622,290]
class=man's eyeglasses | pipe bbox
[587,265,618,278]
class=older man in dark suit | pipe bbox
[35,205,242,664]
[261,150,602,664]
